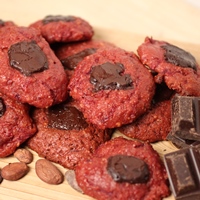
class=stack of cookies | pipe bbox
[1,15,200,200]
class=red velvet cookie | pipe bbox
[0,25,68,108]
[118,83,174,142]
[75,137,170,200]
[68,47,155,129]
[0,92,37,157]
[29,15,94,43]
[137,37,200,96]
[27,99,112,169]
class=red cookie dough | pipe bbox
[75,137,170,200]
[68,47,155,129]
[118,83,174,142]
[27,99,112,169]
[29,15,94,43]
[0,25,68,108]
[0,92,37,157]
[137,37,200,96]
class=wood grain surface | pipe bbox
[0,0,200,199]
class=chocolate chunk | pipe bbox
[47,104,88,130]
[107,155,149,184]
[161,43,197,70]
[43,15,76,24]
[171,95,200,141]
[90,62,133,91]
[8,40,48,76]
[167,132,200,149]
[164,146,200,199]
[0,98,6,117]
[61,48,96,70]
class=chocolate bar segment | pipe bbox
[171,95,200,141]
[164,146,200,199]
[167,132,200,149]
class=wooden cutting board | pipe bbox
[0,27,200,200]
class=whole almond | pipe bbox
[14,148,33,164]
[1,162,29,181]
[35,159,64,184]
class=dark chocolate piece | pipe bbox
[107,155,149,184]
[0,98,6,117]
[43,15,76,24]
[47,104,88,130]
[8,40,48,76]
[171,95,200,141]
[61,48,96,70]
[161,43,197,70]
[90,62,133,91]
[167,132,200,149]
[164,146,200,199]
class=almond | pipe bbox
[14,148,33,164]
[35,159,64,184]
[1,162,29,181]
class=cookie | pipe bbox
[54,39,115,77]
[68,47,155,129]
[0,92,37,157]
[137,37,200,96]
[0,25,68,108]
[118,83,174,142]
[29,15,94,43]
[27,99,112,169]
[75,137,170,200]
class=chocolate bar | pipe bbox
[171,94,200,141]
[164,146,200,199]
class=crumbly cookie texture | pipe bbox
[68,47,155,129]
[27,100,112,169]
[137,37,200,96]
[0,25,68,108]
[75,137,170,200]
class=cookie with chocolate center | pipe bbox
[137,37,200,96]
[68,47,155,129]
[0,25,68,108]
[29,15,94,43]
[75,137,170,200]
[27,99,112,169]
